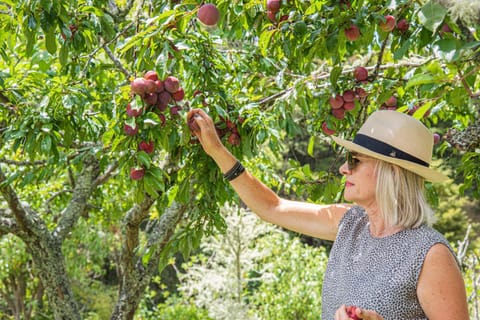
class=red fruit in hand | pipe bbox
[354,67,368,81]
[188,116,200,133]
[130,167,145,180]
[346,305,360,320]
[329,95,344,109]
[379,15,396,32]
[123,123,138,136]
[139,141,155,154]
[164,76,180,93]
[344,24,360,41]
[197,3,220,26]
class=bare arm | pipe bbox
[417,243,469,320]
[187,109,349,241]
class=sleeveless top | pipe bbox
[321,206,456,320]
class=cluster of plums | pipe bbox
[126,71,185,180]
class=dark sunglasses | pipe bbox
[346,151,360,171]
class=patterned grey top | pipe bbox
[321,206,455,320]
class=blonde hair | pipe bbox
[374,161,435,229]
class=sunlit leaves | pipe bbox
[418,0,447,32]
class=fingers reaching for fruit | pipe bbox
[187,109,225,157]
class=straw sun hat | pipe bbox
[331,110,448,183]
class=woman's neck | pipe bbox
[364,205,402,238]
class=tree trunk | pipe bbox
[26,236,81,320]
[110,201,185,320]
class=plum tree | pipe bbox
[0,1,478,319]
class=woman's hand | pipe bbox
[335,305,384,320]
[186,109,225,158]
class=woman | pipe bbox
[186,108,469,320]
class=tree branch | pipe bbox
[121,195,156,264]
[257,58,433,106]
[53,153,99,240]
[142,201,186,274]
[111,199,185,319]
[0,166,29,232]
[102,39,132,79]
[80,22,134,79]
[373,35,389,80]
[94,161,119,187]
[43,190,73,215]
[0,158,48,166]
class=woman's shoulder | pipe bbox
[406,224,451,247]
[335,205,368,237]
[340,205,367,223]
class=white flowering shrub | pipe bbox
[171,205,328,320]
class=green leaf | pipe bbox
[418,1,447,32]
[307,135,315,157]
[59,43,68,65]
[258,29,276,56]
[145,172,165,193]
[40,135,52,154]
[99,14,115,41]
[405,74,442,89]
[144,175,160,197]
[305,2,323,15]
[329,66,342,90]
[394,38,412,60]
[78,6,105,16]
[137,151,152,169]
[45,31,57,54]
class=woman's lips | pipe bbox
[345,181,354,187]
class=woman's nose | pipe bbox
[339,161,350,176]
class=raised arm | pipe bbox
[187,109,349,241]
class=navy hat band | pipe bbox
[353,134,429,167]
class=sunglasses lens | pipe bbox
[346,152,357,171]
